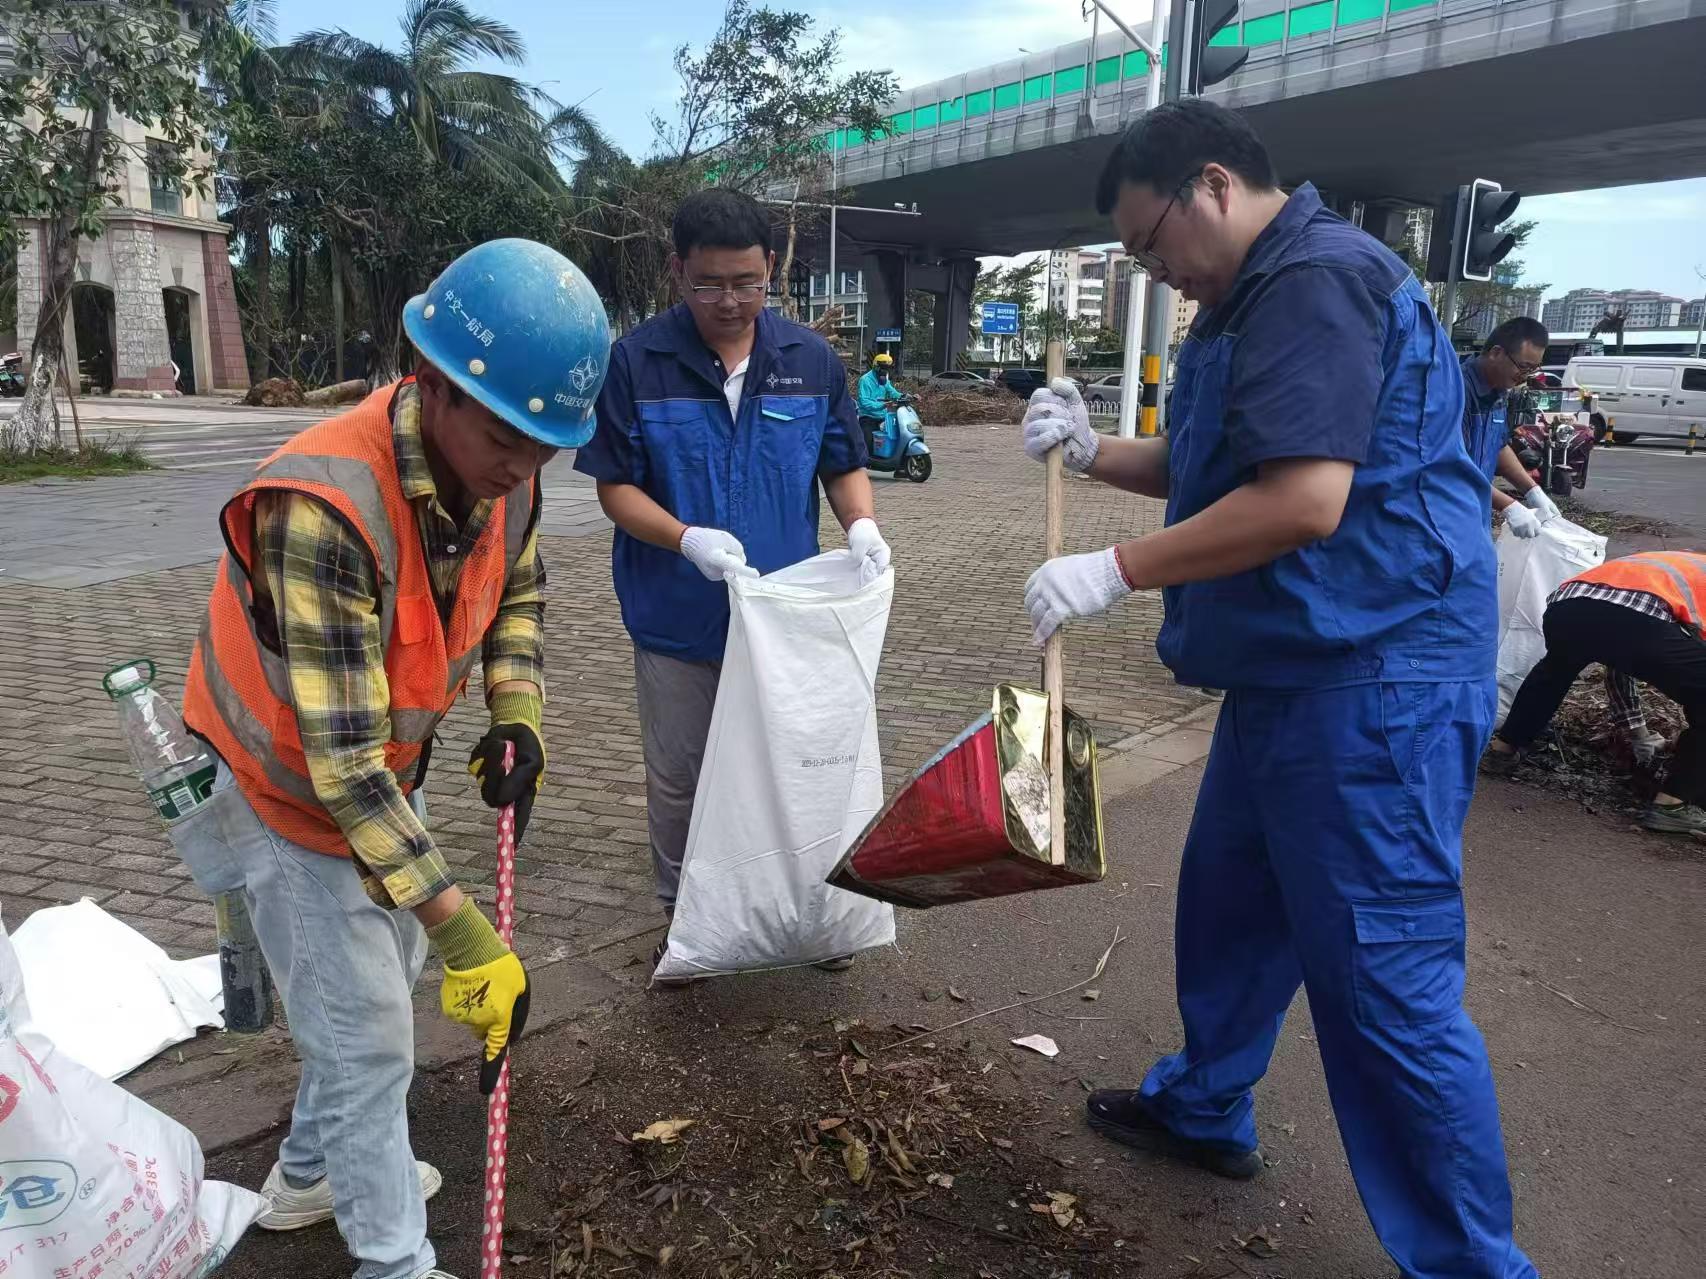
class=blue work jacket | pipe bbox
[1460,353,1511,482]
[1158,184,1496,691]
[574,305,867,661]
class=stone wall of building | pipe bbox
[107,222,175,392]
[200,231,251,390]
[15,225,43,358]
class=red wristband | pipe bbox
[1111,545,1139,591]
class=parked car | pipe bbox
[1563,355,1706,445]
[994,367,1048,399]
[925,369,997,393]
[1083,373,1123,412]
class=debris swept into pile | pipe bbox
[498,1013,1141,1278]
[1512,668,1683,817]
[911,385,1023,427]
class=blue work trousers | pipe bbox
[1140,680,1538,1279]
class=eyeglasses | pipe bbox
[1498,347,1542,377]
[1130,171,1203,276]
[685,275,768,305]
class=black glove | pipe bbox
[468,722,544,846]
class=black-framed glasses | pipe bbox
[685,275,768,305]
[1130,171,1203,276]
[1498,347,1542,377]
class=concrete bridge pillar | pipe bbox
[930,257,979,375]
[861,250,909,362]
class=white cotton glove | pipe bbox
[679,527,759,581]
[1631,727,1666,767]
[1521,486,1561,522]
[1022,378,1099,474]
[1502,503,1542,539]
[846,517,892,586]
[1024,547,1133,646]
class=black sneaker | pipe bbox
[1640,801,1706,835]
[1479,745,1521,778]
[1085,1090,1264,1180]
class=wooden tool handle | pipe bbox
[1042,340,1067,866]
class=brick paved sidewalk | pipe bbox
[0,420,1200,966]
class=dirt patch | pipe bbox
[1501,669,1683,818]
[1557,497,1679,541]
[208,1002,1152,1278]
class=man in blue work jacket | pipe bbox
[574,189,890,965]
[1464,316,1560,539]
[1018,100,1537,1278]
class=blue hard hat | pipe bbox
[402,238,611,448]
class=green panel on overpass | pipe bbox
[1289,1,1334,36]
[1209,25,1241,44]
[1338,0,1385,23]
[914,103,940,128]
[939,98,964,123]
[1244,12,1285,43]
[1389,0,1437,11]
[1054,65,1086,95]
[1023,74,1051,103]
[966,89,992,116]
[994,82,1021,110]
[1122,49,1151,76]
[1095,55,1122,85]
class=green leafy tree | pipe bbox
[1,0,237,450]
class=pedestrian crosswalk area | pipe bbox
[82,411,310,471]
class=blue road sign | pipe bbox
[981,302,1020,335]
[875,328,901,343]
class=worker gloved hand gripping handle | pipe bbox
[1018,379,1356,644]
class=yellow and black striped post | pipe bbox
[1140,353,1161,436]
[1690,423,1698,456]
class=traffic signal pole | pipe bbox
[1089,0,1166,439]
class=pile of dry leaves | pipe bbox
[508,1016,1130,1279]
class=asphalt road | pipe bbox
[1574,442,1706,543]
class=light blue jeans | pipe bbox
[181,763,436,1279]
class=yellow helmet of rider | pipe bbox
[873,353,894,366]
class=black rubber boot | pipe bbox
[1086,1089,1264,1180]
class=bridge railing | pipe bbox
[821,0,1488,172]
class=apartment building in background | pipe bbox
[1542,288,1687,333]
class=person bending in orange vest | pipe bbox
[1484,550,1706,835]
[180,239,611,1279]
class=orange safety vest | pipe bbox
[1566,551,1706,633]
[183,382,535,856]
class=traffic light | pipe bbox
[1423,179,1522,284]
[1189,0,1249,94]
[1461,179,1520,282]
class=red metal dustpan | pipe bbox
[829,341,1106,909]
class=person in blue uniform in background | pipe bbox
[1017,100,1537,1278]
[1463,316,1559,539]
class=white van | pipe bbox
[1563,355,1706,443]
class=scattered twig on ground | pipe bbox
[883,929,1125,1051]
[1536,979,1650,1034]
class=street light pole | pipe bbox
[1109,0,1167,438]
[828,129,839,338]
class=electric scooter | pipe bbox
[0,353,23,398]
[860,395,932,482]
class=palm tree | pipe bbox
[287,0,559,193]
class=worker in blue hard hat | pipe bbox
[182,237,610,1279]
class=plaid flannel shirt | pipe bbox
[251,381,545,909]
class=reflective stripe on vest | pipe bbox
[1571,551,1706,633]
[182,382,535,855]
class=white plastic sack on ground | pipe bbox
[1496,517,1607,722]
[0,908,263,1278]
[655,551,896,981]
[11,899,223,1081]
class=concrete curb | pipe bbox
[1097,700,1221,801]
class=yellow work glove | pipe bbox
[428,899,530,1095]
